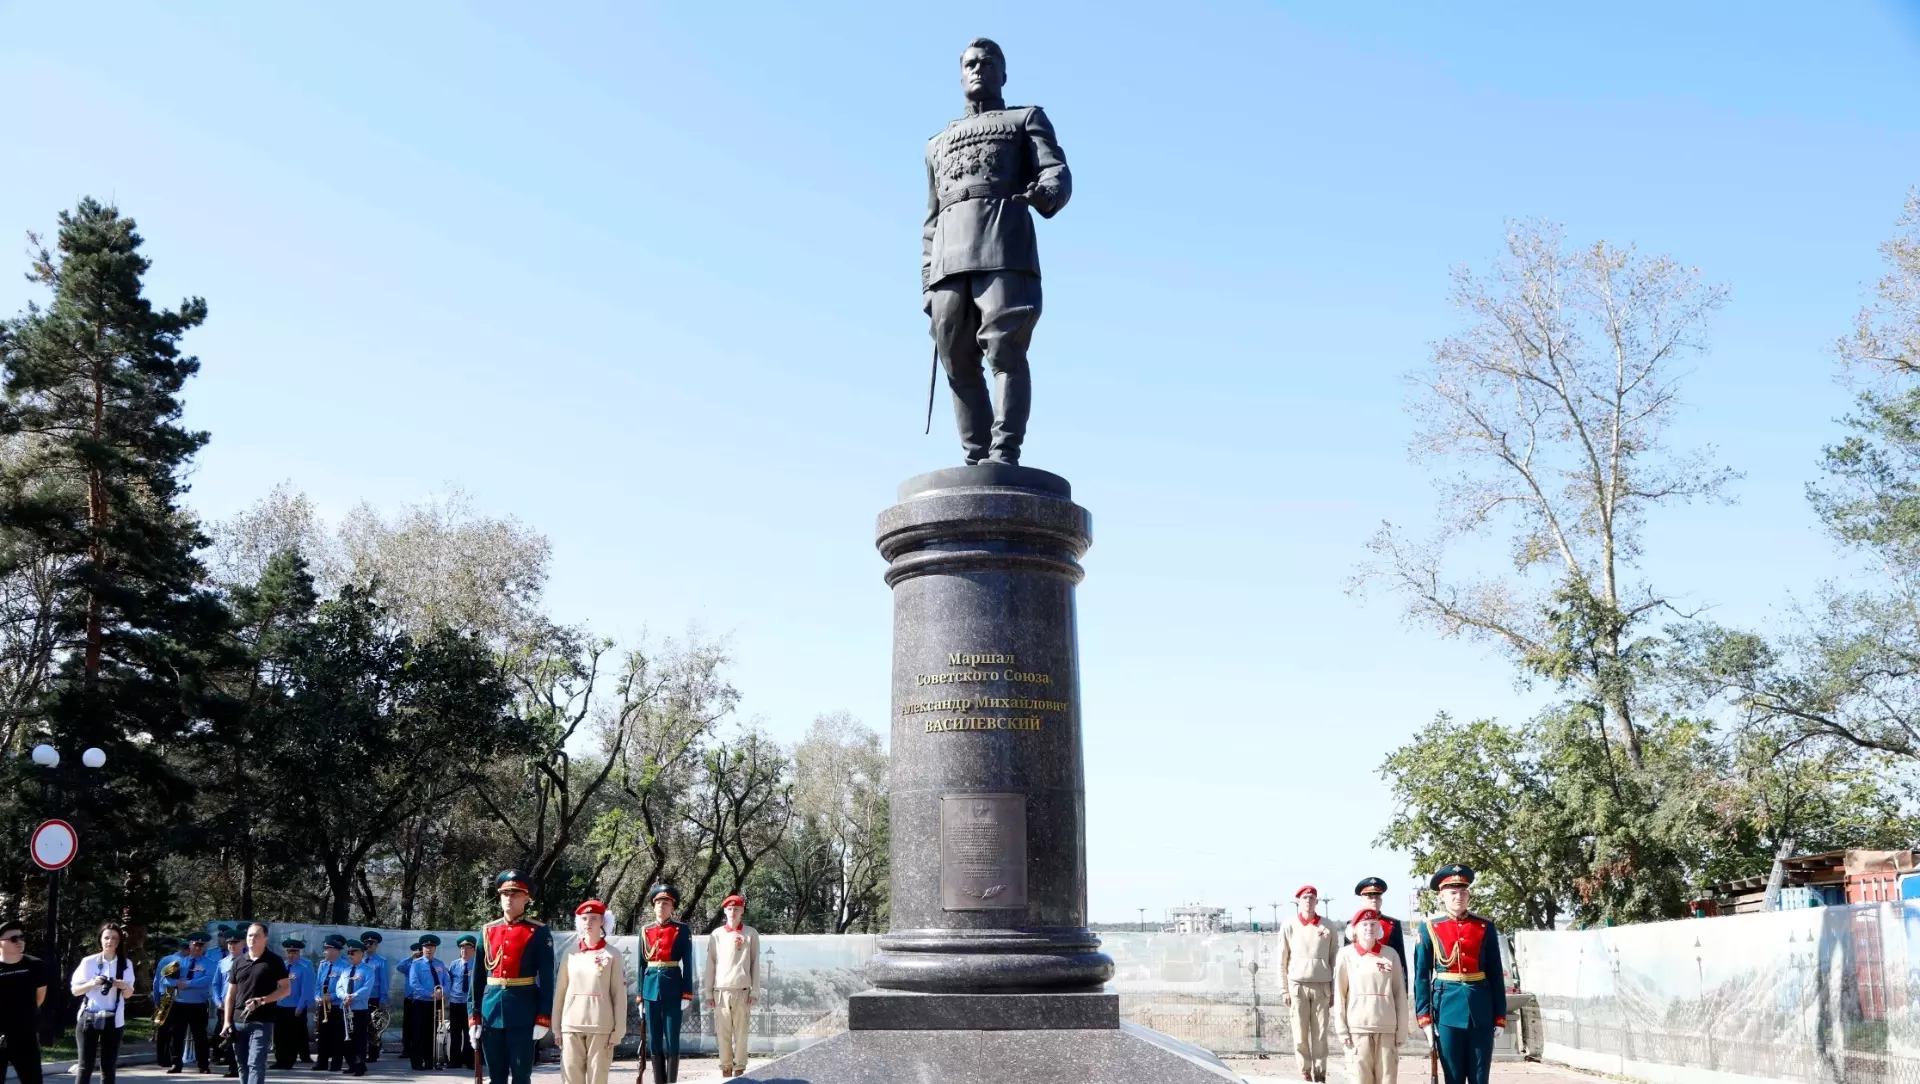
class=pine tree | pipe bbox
[0,199,232,944]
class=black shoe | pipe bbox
[166,1068,183,1075]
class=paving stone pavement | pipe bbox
[73,1050,1609,1083]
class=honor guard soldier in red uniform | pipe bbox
[636,885,694,1084]
[467,870,555,1084]
[1353,877,1409,988]
[1413,865,1507,1084]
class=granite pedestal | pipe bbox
[743,465,1238,1083]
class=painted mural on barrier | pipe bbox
[1514,901,1918,1084]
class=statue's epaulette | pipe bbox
[527,918,546,927]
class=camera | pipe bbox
[94,975,112,989]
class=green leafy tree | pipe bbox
[0,199,233,953]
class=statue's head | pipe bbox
[960,38,1006,104]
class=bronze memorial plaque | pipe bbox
[940,792,1028,910]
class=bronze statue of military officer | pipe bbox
[922,37,1072,467]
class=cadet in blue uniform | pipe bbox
[336,944,377,1077]
[357,933,388,1061]
[637,884,694,1084]
[469,870,555,1084]
[405,935,452,1070]
[1413,866,1507,1084]
[312,937,347,1072]
[446,936,477,1070]
[273,939,315,1069]
[161,932,214,1074]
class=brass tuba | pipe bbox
[154,960,181,1027]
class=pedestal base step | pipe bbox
[848,990,1118,1031]
[741,1021,1243,1083]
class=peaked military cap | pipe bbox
[495,869,534,895]
[648,883,680,904]
[281,937,305,949]
[186,931,212,944]
[224,930,244,943]
[1429,864,1475,891]
[455,935,477,948]
[418,934,441,947]
[344,941,365,954]
[1355,877,1389,895]
[323,935,347,949]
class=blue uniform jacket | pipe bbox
[364,954,390,1005]
[171,955,214,1005]
[336,964,376,1010]
[638,921,694,1004]
[405,958,451,1001]
[446,958,472,1006]
[313,958,343,1007]
[1412,914,1508,1030]
[279,957,315,1011]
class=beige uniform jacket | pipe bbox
[1279,915,1340,984]
[552,940,627,1041]
[1334,944,1411,1042]
[701,924,761,1000]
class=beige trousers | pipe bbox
[714,988,752,1072]
[1347,1032,1399,1084]
[558,1031,615,1084]
[1291,981,1332,1076]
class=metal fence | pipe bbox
[1514,901,1920,1084]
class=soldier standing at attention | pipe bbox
[312,937,346,1073]
[468,870,555,1084]
[356,934,388,1062]
[446,937,476,1070]
[1279,885,1338,1082]
[922,37,1071,468]
[272,938,315,1070]
[636,885,694,1084]
[404,936,450,1071]
[1353,878,1410,988]
[701,894,759,1081]
[1414,866,1507,1084]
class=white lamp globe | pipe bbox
[81,748,106,769]
[30,744,58,768]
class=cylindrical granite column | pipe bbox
[866,464,1114,994]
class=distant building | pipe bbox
[1168,904,1229,934]
[1693,849,1918,916]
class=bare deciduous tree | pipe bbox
[1356,220,1733,765]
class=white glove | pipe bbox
[1495,1026,1505,1040]
[533,1024,549,1041]
[468,1025,481,1043]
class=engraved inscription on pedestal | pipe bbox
[940,793,1028,910]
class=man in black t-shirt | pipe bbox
[220,924,290,1084]
[0,920,48,1084]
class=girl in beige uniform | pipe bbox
[553,900,626,1084]
[1335,908,1411,1084]
[701,894,761,1080]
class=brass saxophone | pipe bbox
[155,960,181,1027]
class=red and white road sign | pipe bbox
[30,819,77,871]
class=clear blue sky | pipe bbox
[4,1,1919,924]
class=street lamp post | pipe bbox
[1137,908,1145,934]
[30,742,106,1044]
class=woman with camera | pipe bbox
[70,923,135,1084]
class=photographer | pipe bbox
[220,924,289,1084]
[70,923,135,1084]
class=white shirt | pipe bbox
[72,953,131,1027]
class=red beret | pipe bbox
[1350,908,1382,927]
[1295,885,1318,899]
[574,899,608,916]
[722,894,746,909]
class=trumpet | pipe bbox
[433,992,450,1070]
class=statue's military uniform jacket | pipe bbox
[469,916,554,1030]
[921,106,1072,289]
[1412,913,1507,1031]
